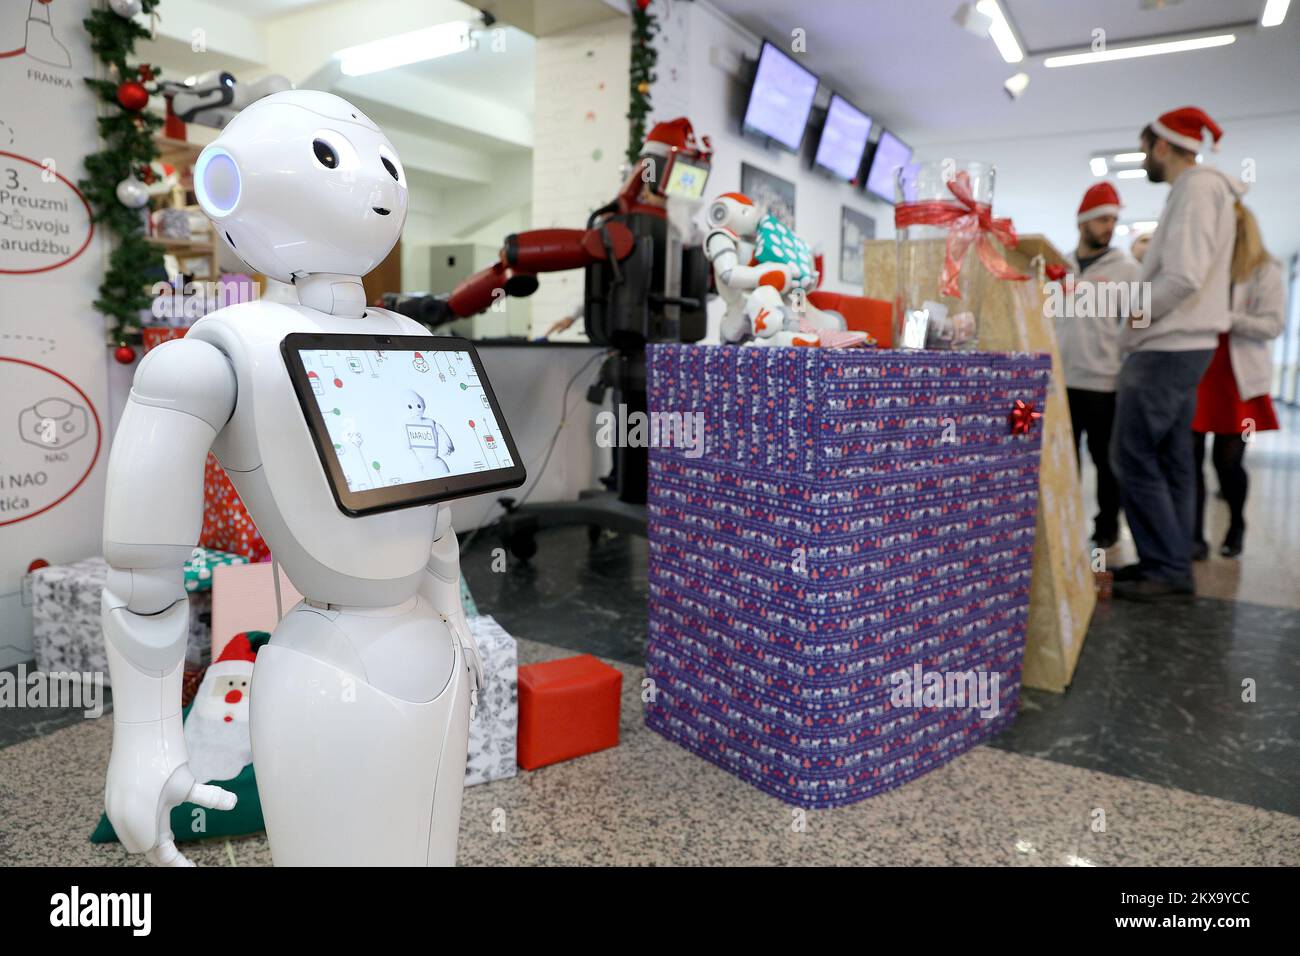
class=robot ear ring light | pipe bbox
[194,146,241,218]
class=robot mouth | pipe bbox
[372,206,391,216]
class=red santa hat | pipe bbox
[1077,182,1122,224]
[641,117,712,160]
[208,631,258,679]
[1149,106,1223,154]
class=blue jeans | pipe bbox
[1110,349,1215,581]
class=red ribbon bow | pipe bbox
[1008,399,1041,436]
[894,171,1029,298]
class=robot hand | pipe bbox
[105,739,237,867]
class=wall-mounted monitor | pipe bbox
[741,39,819,153]
[864,130,913,203]
[813,93,873,183]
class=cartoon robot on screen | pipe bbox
[705,192,882,348]
[403,389,455,477]
[100,91,516,867]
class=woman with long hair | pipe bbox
[1191,203,1286,559]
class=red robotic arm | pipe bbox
[445,223,636,318]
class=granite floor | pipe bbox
[4,635,1298,867]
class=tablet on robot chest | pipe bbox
[281,333,526,517]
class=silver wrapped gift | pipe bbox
[464,614,518,787]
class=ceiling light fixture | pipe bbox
[1117,169,1147,179]
[1261,0,1291,27]
[1003,72,1030,99]
[1044,33,1235,67]
[1090,157,1108,176]
[1131,220,1159,231]
[336,21,474,77]
[975,0,1024,63]
[1112,151,1145,163]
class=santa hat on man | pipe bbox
[1149,106,1224,153]
[1078,182,1123,224]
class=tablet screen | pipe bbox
[282,334,526,516]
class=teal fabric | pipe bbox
[753,214,816,284]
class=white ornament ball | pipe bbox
[109,0,144,18]
[116,176,150,209]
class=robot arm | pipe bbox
[419,508,484,720]
[388,223,638,329]
[705,230,796,294]
[102,338,239,866]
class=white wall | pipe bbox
[652,0,896,313]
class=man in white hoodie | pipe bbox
[1110,107,1238,601]
[1054,182,1141,550]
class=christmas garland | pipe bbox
[626,0,657,167]
[79,0,164,357]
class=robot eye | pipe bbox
[381,156,399,180]
[378,144,407,187]
[313,139,339,169]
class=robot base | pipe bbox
[249,598,470,866]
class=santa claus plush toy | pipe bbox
[183,632,264,786]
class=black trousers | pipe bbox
[1067,387,1121,539]
[1192,432,1248,544]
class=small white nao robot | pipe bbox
[102,91,499,866]
[704,192,847,346]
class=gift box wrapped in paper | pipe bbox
[863,235,1093,692]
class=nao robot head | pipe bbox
[194,90,408,283]
[707,192,762,241]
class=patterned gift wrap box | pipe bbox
[644,344,1051,807]
[30,557,212,682]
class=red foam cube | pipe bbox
[517,654,622,770]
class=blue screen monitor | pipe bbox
[813,93,873,183]
[742,40,819,152]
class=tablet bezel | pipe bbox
[281,332,527,517]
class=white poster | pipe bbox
[0,0,108,668]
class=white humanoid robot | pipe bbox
[403,389,455,477]
[102,91,494,867]
[704,192,847,346]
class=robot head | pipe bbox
[402,390,426,417]
[194,91,408,283]
[707,193,761,239]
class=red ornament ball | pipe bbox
[114,344,137,364]
[116,80,149,111]
[636,0,651,9]
[27,558,50,573]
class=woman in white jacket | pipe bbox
[1191,203,1285,559]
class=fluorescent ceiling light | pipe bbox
[1261,0,1291,27]
[1090,157,1108,176]
[1113,152,1145,163]
[1117,169,1147,179]
[337,21,473,77]
[1044,33,1235,68]
[976,0,1023,63]
[1114,224,1130,236]
[1132,220,1159,231]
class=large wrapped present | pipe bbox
[465,614,518,786]
[644,343,1050,808]
[201,454,271,561]
[30,557,211,681]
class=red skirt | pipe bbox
[1192,333,1279,434]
